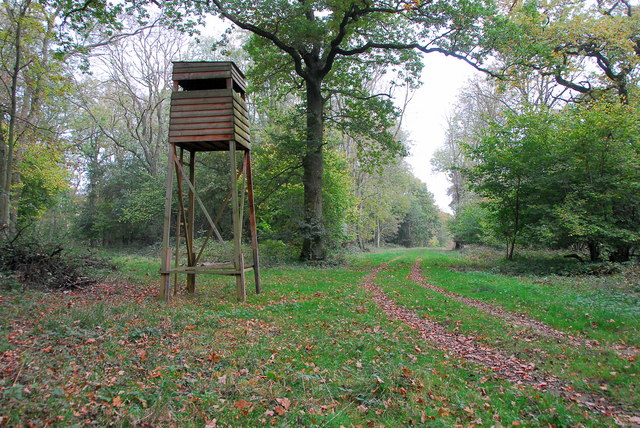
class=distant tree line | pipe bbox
[2,0,637,263]
[0,2,445,257]
[433,0,639,261]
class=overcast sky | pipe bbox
[403,54,479,214]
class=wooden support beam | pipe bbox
[160,144,176,301]
[174,148,185,295]
[187,150,196,293]
[173,148,194,270]
[245,151,261,293]
[173,156,224,244]
[230,141,246,301]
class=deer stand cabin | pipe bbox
[159,61,260,302]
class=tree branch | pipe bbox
[208,0,308,80]
[337,42,499,77]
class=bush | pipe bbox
[259,239,298,267]
[453,246,628,277]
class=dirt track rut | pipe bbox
[360,258,640,426]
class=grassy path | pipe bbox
[1,247,638,426]
[360,255,639,425]
[409,258,639,358]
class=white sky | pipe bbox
[403,54,479,214]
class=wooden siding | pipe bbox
[169,87,251,151]
[172,62,247,92]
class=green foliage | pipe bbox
[551,102,640,258]
[494,0,640,99]
[16,139,70,224]
[322,149,358,246]
[463,100,640,261]
[258,239,298,266]
[252,117,357,251]
[394,180,439,247]
[465,107,557,258]
[76,161,165,246]
[447,202,489,246]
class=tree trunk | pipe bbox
[1,0,31,236]
[1,20,22,235]
[506,237,516,260]
[0,120,7,235]
[609,246,631,262]
[587,240,600,262]
[300,77,325,260]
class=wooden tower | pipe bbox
[159,61,260,302]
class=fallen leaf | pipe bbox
[235,400,251,410]
[112,396,123,408]
[274,406,285,416]
[276,397,291,410]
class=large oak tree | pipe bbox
[158,0,497,259]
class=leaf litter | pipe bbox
[361,259,640,426]
[409,259,640,359]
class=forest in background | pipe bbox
[0,0,638,270]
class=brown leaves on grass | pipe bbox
[409,259,640,358]
[112,396,123,408]
[275,397,291,411]
[361,259,640,423]
[234,400,252,410]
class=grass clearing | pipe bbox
[1,247,637,426]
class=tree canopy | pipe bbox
[152,0,500,259]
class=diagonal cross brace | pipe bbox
[173,156,225,245]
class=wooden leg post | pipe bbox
[160,144,175,301]
[186,150,196,293]
[230,142,246,301]
[245,151,261,294]
[173,149,185,295]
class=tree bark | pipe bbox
[1,3,27,235]
[300,77,325,260]
[0,119,7,235]
[506,238,515,260]
[588,240,601,262]
[609,246,631,262]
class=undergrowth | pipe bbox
[0,239,116,291]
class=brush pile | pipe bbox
[0,240,116,291]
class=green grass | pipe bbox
[1,247,637,426]
[377,250,639,410]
